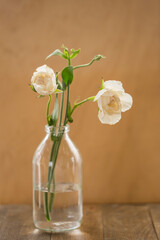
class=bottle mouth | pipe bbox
[45,124,70,134]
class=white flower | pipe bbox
[31,65,57,95]
[94,80,133,125]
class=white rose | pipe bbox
[94,80,133,125]
[31,65,57,95]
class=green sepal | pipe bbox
[45,49,67,60]
[73,97,80,105]
[38,95,45,98]
[30,84,36,92]
[54,89,62,93]
[61,66,73,86]
[70,48,81,59]
[100,79,104,90]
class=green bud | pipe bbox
[93,55,106,61]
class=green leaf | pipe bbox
[51,95,59,126]
[61,66,73,86]
[71,48,80,53]
[70,48,81,59]
[45,49,67,60]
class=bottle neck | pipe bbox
[45,125,70,136]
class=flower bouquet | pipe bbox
[30,45,132,232]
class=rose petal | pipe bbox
[98,109,121,125]
[119,92,133,112]
[103,80,124,92]
[31,65,57,95]
[36,65,54,75]
[34,83,56,95]
[94,89,107,101]
[97,92,111,110]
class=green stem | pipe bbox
[73,55,105,70]
[46,82,66,216]
[44,94,53,220]
[46,56,71,217]
[45,139,60,217]
[46,95,52,123]
[68,96,95,121]
[49,176,55,212]
[48,138,62,213]
[73,59,95,70]
[59,84,65,127]
[44,192,50,221]
[63,85,70,125]
[48,138,62,187]
[47,141,56,184]
[68,57,71,66]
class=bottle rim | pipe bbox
[45,124,70,134]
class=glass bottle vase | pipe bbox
[32,125,83,232]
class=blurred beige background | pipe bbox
[0,0,160,204]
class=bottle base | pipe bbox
[34,220,82,233]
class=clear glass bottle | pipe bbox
[32,125,82,232]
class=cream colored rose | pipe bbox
[31,65,57,95]
[94,80,133,125]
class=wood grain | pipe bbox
[149,204,160,239]
[1,204,160,240]
[0,205,50,240]
[103,204,158,240]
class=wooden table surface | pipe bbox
[1,204,160,239]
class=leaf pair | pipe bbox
[70,48,80,59]
[46,49,67,60]
[46,48,80,61]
